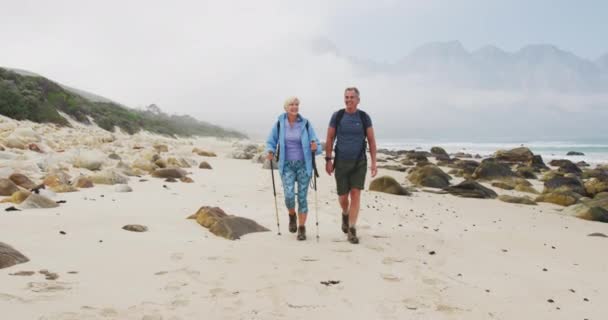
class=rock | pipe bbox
[108,153,121,160]
[154,158,167,169]
[19,194,59,209]
[494,147,534,163]
[449,159,480,175]
[114,184,133,192]
[9,173,36,190]
[73,150,105,171]
[430,147,448,157]
[498,195,537,205]
[453,152,473,158]
[582,168,608,180]
[152,168,187,179]
[50,184,78,193]
[0,190,31,204]
[567,151,585,156]
[444,180,498,199]
[199,161,212,169]
[0,178,20,196]
[543,176,586,196]
[529,155,549,171]
[369,176,410,196]
[188,206,269,240]
[516,166,538,179]
[122,224,148,232]
[180,177,194,183]
[585,179,608,197]
[536,191,581,206]
[43,171,72,187]
[167,157,192,168]
[577,161,590,167]
[0,242,29,269]
[491,182,514,190]
[407,165,452,188]
[132,158,158,172]
[73,176,94,188]
[192,148,217,157]
[472,159,516,180]
[400,159,415,166]
[89,170,129,185]
[406,151,430,162]
[562,194,608,222]
[28,143,43,153]
[165,177,178,183]
[514,185,540,194]
[376,165,406,172]
[153,144,169,153]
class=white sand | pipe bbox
[1,119,607,319]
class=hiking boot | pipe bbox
[297,226,306,241]
[341,214,349,234]
[347,227,359,244]
[289,214,297,233]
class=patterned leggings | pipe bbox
[281,160,311,214]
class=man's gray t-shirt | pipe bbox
[329,109,373,161]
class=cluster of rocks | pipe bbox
[0,117,221,211]
[372,146,608,222]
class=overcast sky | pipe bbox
[1,0,607,141]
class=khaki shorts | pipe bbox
[334,160,367,196]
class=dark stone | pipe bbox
[472,159,516,180]
[369,176,410,195]
[0,242,29,269]
[567,151,585,156]
[188,206,269,240]
[444,180,498,199]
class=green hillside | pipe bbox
[0,67,246,138]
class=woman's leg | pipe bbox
[281,161,298,232]
[295,161,312,226]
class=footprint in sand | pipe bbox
[365,244,385,252]
[332,248,352,253]
[300,256,319,262]
[171,252,184,261]
[381,274,401,282]
[27,281,72,293]
[164,281,188,292]
[382,257,404,265]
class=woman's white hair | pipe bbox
[283,96,300,111]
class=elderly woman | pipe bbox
[266,97,322,241]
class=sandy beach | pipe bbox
[1,116,607,320]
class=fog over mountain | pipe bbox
[1,1,606,142]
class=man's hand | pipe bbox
[325,160,334,176]
[370,162,377,178]
[266,152,274,161]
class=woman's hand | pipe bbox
[310,141,317,152]
[266,152,274,161]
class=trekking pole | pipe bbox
[270,159,281,235]
[312,154,320,242]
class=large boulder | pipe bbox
[151,168,188,179]
[444,180,497,199]
[407,165,452,188]
[543,176,586,196]
[498,195,537,205]
[585,179,608,197]
[369,176,410,196]
[0,178,19,196]
[515,166,538,179]
[567,151,585,156]
[9,173,36,190]
[73,176,94,188]
[188,206,269,240]
[430,147,448,157]
[549,159,582,176]
[0,242,29,269]
[494,147,534,163]
[199,161,213,169]
[0,190,31,204]
[449,159,480,175]
[43,171,72,187]
[192,148,217,157]
[472,159,516,180]
[536,191,581,206]
[529,155,549,171]
[167,157,192,168]
[405,151,430,162]
[89,170,129,185]
[562,193,608,223]
[131,158,158,173]
[19,194,59,209]
[73,150,105,171]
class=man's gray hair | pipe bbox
[344,87,360,97]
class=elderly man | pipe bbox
[325,87,377,244]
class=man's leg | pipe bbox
[347,188,361,227]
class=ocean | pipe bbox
[376,139,608,165]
